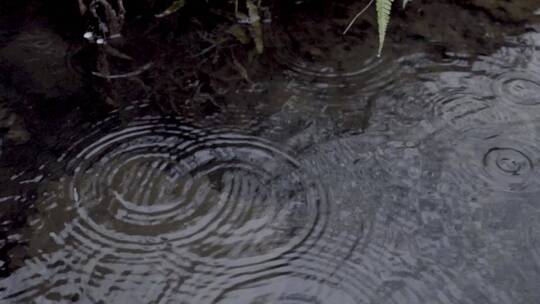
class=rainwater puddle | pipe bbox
[2,1,540,303]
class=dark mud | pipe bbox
[1,0,540,303]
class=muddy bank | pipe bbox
[1,1,538,113]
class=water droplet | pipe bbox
[83,32,94,40]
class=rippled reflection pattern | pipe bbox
[422,123,540,194]
[0,117,328,302]
[524,209,540,267]
[5,9,540,304]
[494,72,540,106]
[268,17,402,119]
[62,121,325,260]
[191,234,364,304]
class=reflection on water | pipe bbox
[2,2,540,304]
[1,114,328,303]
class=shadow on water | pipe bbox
[2,0,540,303]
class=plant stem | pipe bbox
[343,0,375,35]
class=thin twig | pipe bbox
[92,62,153,79]
[78,0,87,15]
[343,0,375,35]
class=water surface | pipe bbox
[2,1,540,303]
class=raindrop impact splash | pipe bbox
[494,72,540,106]
[417,121,540,195]
[483,147,533,182]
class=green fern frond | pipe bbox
[376,0,394,56]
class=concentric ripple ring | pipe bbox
[494,72,540,106]
[53,118,327,267]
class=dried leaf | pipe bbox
[156,0,186,18]
[227,24,250,44]
[402,0,411,9]
[246,0,264,54]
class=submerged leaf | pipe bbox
[376,0,394,56]
[227,24,250,44]
[156,0,186,18]
[402,0,411,9]
[246,0,264,54]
